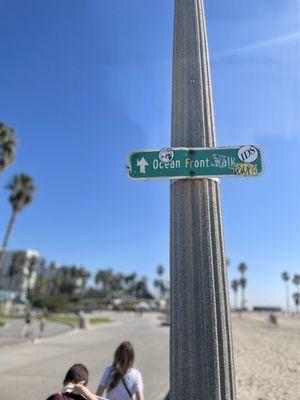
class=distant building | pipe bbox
[0,290,19,313]
[0,251,89,300]
[0,249,41,299]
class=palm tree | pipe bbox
[293,292,300,314]
[134,276,153,299]
[157,265,164,277]
[238,262,247,277]
[154,278,161,299]
[292,274,300,311]
[154,278,167,300]
[281,271,290,313]
[238,263,248,309]
[67,265,90,296]
[95,268,114,296]
[0,122,18,173]
[239,277,247,309]
[124,273,137,297]
[155,265,168,301]
[77,266,90,288]
[57,266,77,296]
[292,274,300,288]
[0,173,36,269]
[231,279,239,310]
[111,273,125,295]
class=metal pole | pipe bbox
[170,1,236,399]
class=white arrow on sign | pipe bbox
[137,157,149,174]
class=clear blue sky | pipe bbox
[0,0,299,308]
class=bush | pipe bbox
[30,295,69,313]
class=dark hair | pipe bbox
[108,341,135,391]
[63,364,89,386]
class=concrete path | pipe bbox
[0,317,72,347]
[0,312,169,400]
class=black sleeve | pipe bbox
[62,393,86,400]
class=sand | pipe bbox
[232,312,300,400]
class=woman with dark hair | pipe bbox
[96,341,144,400]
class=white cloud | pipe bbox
[213,32,300,60]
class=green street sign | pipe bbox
[127,146,264,180]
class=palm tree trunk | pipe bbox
[297,285,300,314]
[234,291,238,309]
[240,288,244,309]
[0,210,17,269]
[285,281,290,313]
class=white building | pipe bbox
[0,249,40,299]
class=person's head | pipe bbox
[63,364,89,387]
[113,341,134,372]
[108,341,135,391]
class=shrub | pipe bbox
[30,295,69,313]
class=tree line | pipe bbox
[0,122,169,313]
[29,264,168,312]
[0,122,36,270]
[230,264,300,313]
[281,272,300,313]
[230,262,248,310]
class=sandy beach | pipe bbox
[233,312,300,400]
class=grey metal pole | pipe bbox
[170,1,236,399]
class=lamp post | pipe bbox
[170,1,236,398]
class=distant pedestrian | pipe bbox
[22,310,33,339]
[96,341,144,400]
[269,314,278,325]
[39,315,47,337]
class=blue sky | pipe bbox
[0,0,299,308]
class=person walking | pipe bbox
[46,363,101,400]
[39,314,47,337]
[96,341,144,400]
[22,309,34,339]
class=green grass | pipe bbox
[0,314,111,328]
[45,315,80,327]
[0,313,24,319]
[89,317,111,325]
[0,313,80,326]
[45,316,111,327]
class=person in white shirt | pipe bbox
[96,341,144,400]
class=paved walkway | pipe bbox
[0,317,72,347]
[0,312,169,400]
